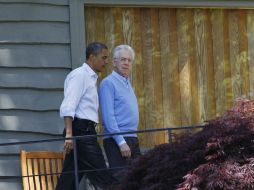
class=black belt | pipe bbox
[74,117,97,127]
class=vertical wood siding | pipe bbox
[85,7,254,147]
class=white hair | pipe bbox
[112,45,135,61]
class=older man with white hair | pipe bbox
[99,44,141,180]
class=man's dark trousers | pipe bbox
[103,137,141,180]
[55,118,117,190]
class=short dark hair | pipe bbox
[86,42,108,59]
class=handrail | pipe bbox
[0,125,205,190]
[0,125,205,147]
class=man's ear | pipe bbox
[89,54,94,59]
[88,54,95,61]
[112,60,117,67]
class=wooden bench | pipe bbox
[20,150,64,190]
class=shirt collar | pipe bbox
[83,63,98,79]
[112,71,129,83]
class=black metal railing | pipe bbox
[0,125,204,190]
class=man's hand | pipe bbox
[63,116,73,155]
[64,135,73,154]
[119,143,131,158]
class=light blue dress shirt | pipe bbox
[99,71,139,146]
[60,63,99,123]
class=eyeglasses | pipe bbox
[115,57,133,64]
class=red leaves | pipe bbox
[111,99,254,190]
[177,98,254,190]
[178,159,254,190]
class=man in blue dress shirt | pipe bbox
[99,44,141,180]
[56,42,117,190]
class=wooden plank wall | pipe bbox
[85,7,253,148]
[0,0,70,189]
